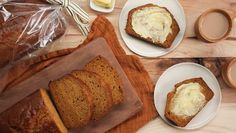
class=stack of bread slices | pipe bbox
[49,55,124,128]
[0,55,124,132]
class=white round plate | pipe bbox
[90,0,115,13]
[154,62,222,129]
[119,0,186,57]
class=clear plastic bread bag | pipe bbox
[0,0,74,92]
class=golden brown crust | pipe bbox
[70,70,113,120]
[49,75,94,128]
[84,55,124,105]
[125,4,180,48]
[164,77,214,127]
[0,89,68,133]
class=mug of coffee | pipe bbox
[195,9,236,43]
[222,58,236,89]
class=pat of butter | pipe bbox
[170,83,206,117]
[131,6,173,43]
[93,0,112,8]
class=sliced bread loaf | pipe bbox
[71,70,113,120]
[0,89,68,133]
[84,56,124,105]
[125,4,180,48]
[49,75,93,128]
[165,77,214,127]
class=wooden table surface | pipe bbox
[51,0,236,132]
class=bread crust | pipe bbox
[49,75,94,128]
[164,77,214,127]
[125,4,180,48]
[70,70,113,120]
[0,89,68,133]
[84,55,124,105]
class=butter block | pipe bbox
[93,0,112,8]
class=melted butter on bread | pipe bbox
[170,83,206,117]
[131,6,173,43]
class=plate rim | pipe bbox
[153,62,222,130]
[119,0,186,57]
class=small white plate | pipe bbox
[154,62,222,129]
[119,0,186,57]
[90,0,115,13]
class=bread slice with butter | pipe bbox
[93,0,112,8]
[165,78,214,127]
[125,4,180,48]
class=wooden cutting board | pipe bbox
[0,16,157,133]
[0,38,143,133]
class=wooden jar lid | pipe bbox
[195,9,233,43]
[222,59,236,89]
[227,59,236,88]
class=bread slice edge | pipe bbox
[125,3,180,48]
[164,77,214,127]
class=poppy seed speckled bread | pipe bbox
[49,75,93,128]
[71,70,113,120]
[0,88,68,133]
[125,4,180,48]
[85,55,124,105]
[0,0,66,68]
[165,78,214,127]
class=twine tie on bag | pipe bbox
[47,0,90,35]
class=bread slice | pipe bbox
[49,75,93,128]
[125,4,180,48]
[40,89,68,133]
[71,70,113,120]
[0,89,68,133]
[84,56,124,105]
[165,78,214,127]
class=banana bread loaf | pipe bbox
[0,0,66,68]
[0,88,68,133]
